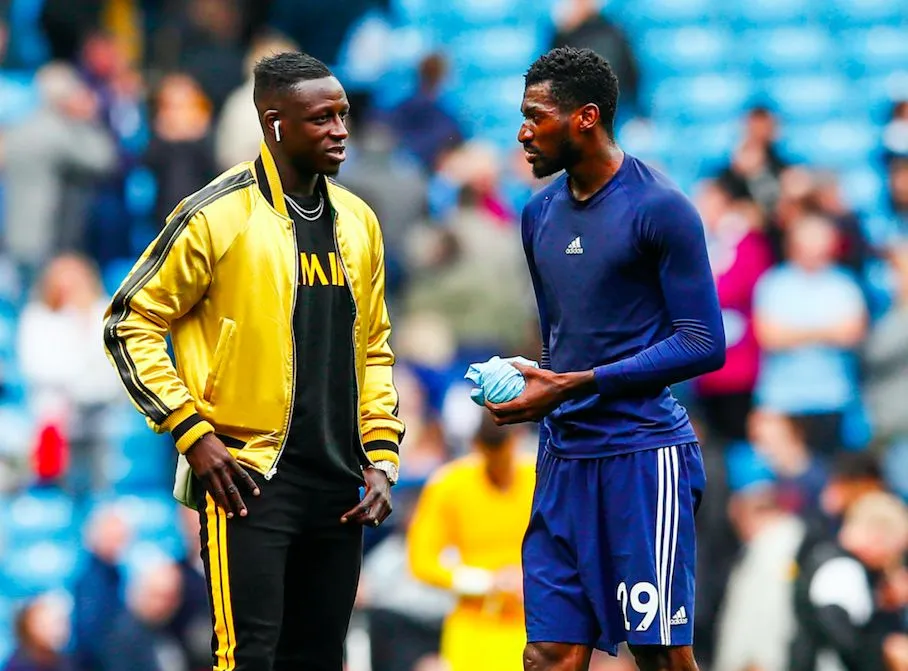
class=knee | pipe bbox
[523,642,584,671]
[628,645,698,671]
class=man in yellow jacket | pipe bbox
[102,51,404,671]
[407,414,536,671]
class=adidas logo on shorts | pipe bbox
[670,606,688,626]
[565,236,584,255]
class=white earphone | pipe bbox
[273,120,282,143]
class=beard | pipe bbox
[530,135,582,179]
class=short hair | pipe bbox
[843,491,908,540]
[525,47,619,136]
[829,452,883,482]
[253,51,333,103]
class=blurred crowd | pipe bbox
[0,0,906,670]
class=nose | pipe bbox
[518,123,533,145]
[331,115,349,140]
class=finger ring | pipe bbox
[372,519,380,527]
[226,485,237,493]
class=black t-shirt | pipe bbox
[279,189,364,490]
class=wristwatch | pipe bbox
[370,460,399,486]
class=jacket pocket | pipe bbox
[203,318,236,404]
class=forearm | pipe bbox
[755,319,822,350]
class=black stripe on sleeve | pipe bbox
[104,171,255,424]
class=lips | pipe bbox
[325,146,346,161]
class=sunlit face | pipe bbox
[518,82,582,179]
[267,76,350,177]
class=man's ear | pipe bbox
[262,109,280,141]
[576,103,601,133]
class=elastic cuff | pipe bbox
[167,411,215,454]
[365,444,399,468]
[362,427,401,445]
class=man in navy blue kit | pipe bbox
[485,48,726,671]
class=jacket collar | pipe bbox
[254,140,332,219]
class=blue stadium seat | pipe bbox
[782,119,877,168]
[861,72,908,121]
[436,0,549,26]
[763,75,852,122]
[651,75,753,124]
[456,75,526,137]
[823,0,906,27]
[448,27,544,78]
[2,541,79,597]
[113,494,177,538]
[101,258,136,297]
[638,27,734,77]
[725,0,816,26]
[3,489,76,544]
[747,27,836,78]
[623,0,717,27]
[846,28,908,77]
[839,166,886,214]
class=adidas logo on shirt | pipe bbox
[670,606,688,626]
[565,236,584,255]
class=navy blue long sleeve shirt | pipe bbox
[522,154,725,458]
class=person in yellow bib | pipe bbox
[408,414,536,671]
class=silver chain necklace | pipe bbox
[284,192,324,221]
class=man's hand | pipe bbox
[884,634,908,671]
[491,566,523,601]
[185,433,260,518]
[341,467,392,527]
[485,363,592,425]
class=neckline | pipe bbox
[564,152,630,208]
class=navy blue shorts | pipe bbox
[523,443,705,655]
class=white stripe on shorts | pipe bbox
[655,446,680,645]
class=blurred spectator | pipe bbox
[713,483,806,671]
[357,487,454,671]
[549,0,640,120]
[747,409,828,522]
[811,171,873,276]
[101,561,188,671]
[820,452,887,526]
[386,53,464,173]
[39,0,103,62]
[78,29,148,265]
[168,507,211,671]
[864,240,908,444]
[717,106,788,214]
[72,506,131,671]
[2,594,72,671]
[392,365,447,483]
[338,119,429,301]
[215,30,298,171]
[864,240,908,497]
[164,0,245,113]
[695,183,773,441]
[18,254,122,495]
[265,0,384,72]
[430,141,514,224]
[882,101,908,165]
[407,415,534,671]
[887,156,908,229]
[2,63,116,272]
[790,492,908,671]
[754,214,867,453]
[143,73,216,227]
[402,184,533,359]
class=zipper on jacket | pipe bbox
[331,210,371,466]
[265,215,300,480]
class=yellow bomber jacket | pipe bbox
[103,141,404,481]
